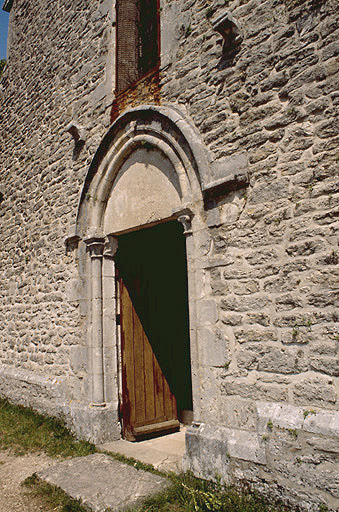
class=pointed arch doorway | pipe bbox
[116,220,192,441]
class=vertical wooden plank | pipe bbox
[171,392,177,419]
[163,373,177,421]
[143,331,155,423]
[133,306,145,425]
[120,280,136,429]
[153,352,165,419]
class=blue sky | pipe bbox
[0,7,9,60]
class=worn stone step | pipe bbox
[37,453,169,512]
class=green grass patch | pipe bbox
[126,472,290,512]
[0,398,96,457]
[1,399,293,512]
[101,449,166,477]
[23,473,88,512]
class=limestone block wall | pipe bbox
[157,0,338,509]
[0,0,115,415]
[0,0,338,508]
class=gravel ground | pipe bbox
[0,450,55,512]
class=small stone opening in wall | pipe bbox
[0,191,4,204]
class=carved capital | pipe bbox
[84,235,105,258]
[104,235,119,258]
[177,213,193,235]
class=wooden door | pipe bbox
[116,221,192,441]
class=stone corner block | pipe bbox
[185,423,266,469]
[68,402,121,444]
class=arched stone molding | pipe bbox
[76,105,211,235]
[75,105,211,442]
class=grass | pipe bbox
[0,398,96,457]
[23,474,88,512]
[0,398,292,512]
[125,472,290,512]
[101,449,166,477]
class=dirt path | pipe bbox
[0,450,55,512]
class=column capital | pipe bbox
[177,209,194,235]
[104,235,119,258]
[84,234,105,258]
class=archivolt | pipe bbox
[76,105,210,238]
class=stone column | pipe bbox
[102,235,119,404]
[85,235,106,407]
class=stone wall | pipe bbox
[0,0,115,418]
[158,0,338,509]
[0,0,338,509]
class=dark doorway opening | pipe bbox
[116,221,193,441]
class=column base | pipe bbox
[69,401,121,444]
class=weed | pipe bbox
[126,472,288,512]
[318,504,329,512]
[3,400,291,512]
[303,409,316,419]
[140,141,153,151]
[101,450,165,477]
[0,59,6,78]
[0,398,96,458]
[267,420,273,431]
[292,326,299,339]
[288,429,298,439]
[206,7,214,19]
[185,25,192,38]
